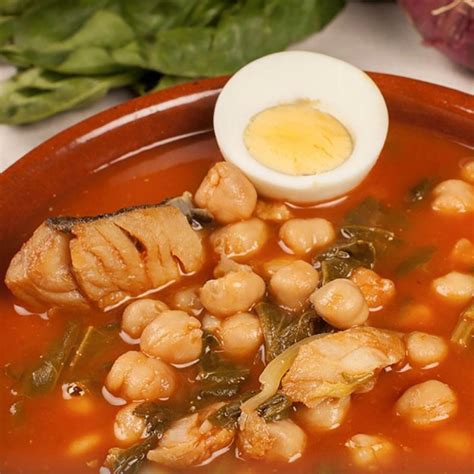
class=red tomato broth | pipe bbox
[0,120,473,473]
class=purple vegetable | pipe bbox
[398,0,474,70]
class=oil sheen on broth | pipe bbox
[0,121,473,474]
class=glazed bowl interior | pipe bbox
[1,73,473,277]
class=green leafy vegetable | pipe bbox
[20,319,82,397]
[407,177,435,204]
[209,391,291,429]
[344,196,408,230]
[395,246,436,276]
[316,240,376,285]
[0,68,139,125]
[451,301,474,348]
[0,0,345,124]
[193,332,249,403]
[65,322,121,393]
[341,224,400,256]
[256,303,324,362]
[107,401,174,474]
[256,391,292,422]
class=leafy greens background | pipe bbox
[0,0,345,124]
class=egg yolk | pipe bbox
[243,101,353,176]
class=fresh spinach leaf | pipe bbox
[256,303,324,362]
[193,332,249,403]
[20,319,82,397]
[395,246,436,276]
[407,178,435,204]
[0,68,139,125]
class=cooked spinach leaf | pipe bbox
[256,303,325,362]
[193,332,249,403]
[407,178,434,204]
[340,224,400,256]
[256,391,292,422]
[65,322,121,393]
[20,319,82,397]
[451,301,474,348]
[344,196,408,230]
[395,246,436,276]
[209,391,291,429]
[316,240,376,285]
[107,401,174,474]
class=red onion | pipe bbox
[398,0,474,70]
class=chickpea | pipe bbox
[140,310,202,365]
[122,299,169,338]
[269,260,319,311]
[199,270,266,318]
[213,255,251,278]
[106,351,177,401]
[398,302,434,330]
[170,286,202,316]
[210,218,268,261]
[451,238,474,268]
[395,380,457,427]
[114,403,146,446]
[261,256,297,279]
[265,419,307,463]
[350,267,395,309]
[405,331,448,367]
[201,313,221,332]
[346,434,395,471]
[254,200,292,222]
[297,396,350,432]
[432,271,474,304]
[195,162,257,224]
[310,279,369,329]
[279,218,335,255]
[435,429,472,456]
[460,159,474,183]
[219,312,263,359]
[431,179,474,214]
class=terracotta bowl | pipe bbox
[1,73,473,277]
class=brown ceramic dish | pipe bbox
[1,73,473,275]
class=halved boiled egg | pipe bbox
[213,51,389,203]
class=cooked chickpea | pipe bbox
[213,255,251,278]
[170,286,202,316]
[350,267,395,309]
[199,270,266,318]
[405,331,448,367]
[398,302,434,330]
[195,162,257,224]
[261,256,297,279]
[219,312,263,359]
[121,299,169,338]
[297,396,350,432]
[265,419,307,462]
[210,218,268,261]
[114,403,146,446]
[460,159,474,183]
[395,380,457,427]
[451,238,474,268]
[431,179,474,214]
[269,260,319,311]
[106,351,177,401]
[432,271,474,304]
[346,434,395,471]
[435,429,472,456]
[67,433,102,457]
[140,310,202,364]
[310,279,369,329]
[254,200,292,222]
[279,218,335,255]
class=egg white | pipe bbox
[213,51,389,203]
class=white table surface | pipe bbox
[0,2,472,173]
